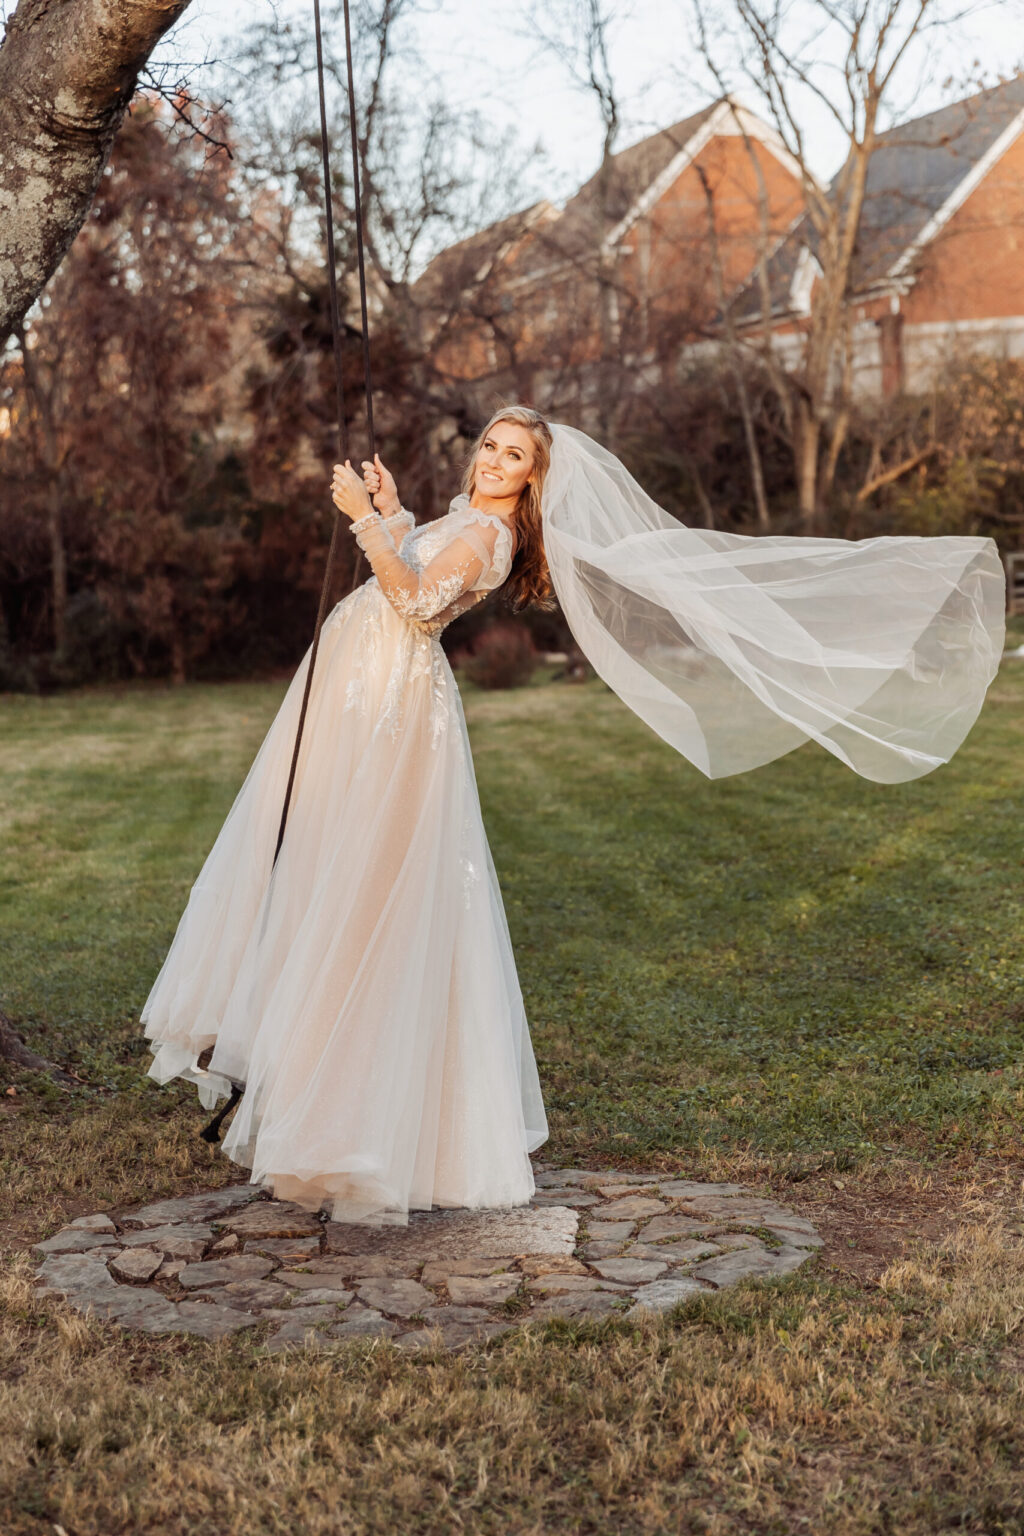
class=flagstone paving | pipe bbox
[31,1166,822,1350]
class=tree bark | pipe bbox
[794,400,820,526]
[0,0,194,344]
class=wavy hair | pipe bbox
[461,405,554,611]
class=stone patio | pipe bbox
[32,1167,822,1351]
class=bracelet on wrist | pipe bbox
[349,510,380,535]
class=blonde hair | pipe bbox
[462,405,554,611]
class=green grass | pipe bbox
[3,659,1024,1535]
[3,658,1021,1170]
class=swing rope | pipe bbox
[199,0,375,1146]
[272,0,376,870]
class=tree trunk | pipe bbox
[795,402,820,528]
[47,476,67,658]
[0,0,194,343]
[170,618,186,685]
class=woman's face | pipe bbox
[473,421,536,502]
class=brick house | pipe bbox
[737,75,1024,397]
[413,96,806,411]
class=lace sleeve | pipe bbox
[353,513,502,625]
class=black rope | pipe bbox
[342,0,377,462]
[272,0,371,873]
[201,0,376,1145]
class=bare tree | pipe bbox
[523,0,627,444]
[693,0,953,526]
[0,0,210,342]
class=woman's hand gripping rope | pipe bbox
[331,454,400,522]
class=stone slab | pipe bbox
[527,1274,630,1295]
[583,1221,636,1242]
[306,1254,424,1280]
[580,1241,626,1262]
[264,1321,333,1352]
[676,1197,789,1223]
[355,1278,435,1317]
[36,1249,120,1297]
[516,1256,589,1279]
[328,1308,399,1339]
[33,1231,120,1256]
[263,1304,339,1324]
[420,1257,516,1284]
[244,1237,322,1262]
[657,1182,747,1199]
[67,1214,118,1234]
[176,1301,261,1338]
[445,1274,520,1306]
[208,1234,240,1256]
[631,1276,706,1313]
[536,1170,662,1189]
[121,1184,260,1229]
[537,1191,602,1207]
[592,1257,669,1284]
[110,1248,163,1283]
[286,1287,354,1307]
[89,1291,185,1333]
[419,1305,494,1325]
[219,1203,323,1240]
[597,1197,668,1221]
[641,1216,715,1242]
[640,1240,720,1265]
[708,1234,765,1253]
[178,1255,276,1289]
[763,1221,824,1248]
[191,1279,294,1311]
[278,1269,356,1291]
[118,1224,214,1261]
[420,1320,514,1349]
[324,1205,577,1262]
[692,1246,812,1287]
[529,1290,627,1321]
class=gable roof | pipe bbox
[737,73,1024,322]
[553,104,721,257]
[414,200,559,307]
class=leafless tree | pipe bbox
[692,0,957,526]
[522,0,628,444]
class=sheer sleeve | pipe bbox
[353,512,504,625]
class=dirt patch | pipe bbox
[772,1156,1024,1284]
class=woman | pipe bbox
[143,404,1005,1225]
[143,407,554,1227]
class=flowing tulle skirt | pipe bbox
[142,580,549,1225]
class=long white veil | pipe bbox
[542,424,1006,783]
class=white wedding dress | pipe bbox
[142,495,549,1226]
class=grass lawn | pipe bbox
[2,650,1023,1534]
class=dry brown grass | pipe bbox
[3,1219,1024,1535]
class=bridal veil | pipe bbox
[542,424,1005,783]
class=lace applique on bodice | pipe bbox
[358,495,515,641]
[336,497,516,747]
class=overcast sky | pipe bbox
[166,0,1021,202]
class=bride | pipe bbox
[143,407,554,1226]
[142,404,1005,1226]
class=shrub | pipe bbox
[463,621,536,689]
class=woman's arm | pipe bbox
[331,461,498,624]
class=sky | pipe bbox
[163,0,1021,204]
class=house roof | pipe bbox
[413,104,728,300]
[737,73,1024,322]
[551,104,721,257]
[414,200,558,307]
